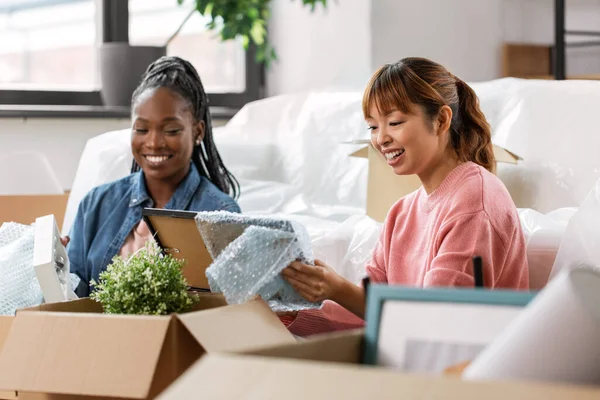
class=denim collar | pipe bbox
[128,163,202,210]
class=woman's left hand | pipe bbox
[282,259,344,303]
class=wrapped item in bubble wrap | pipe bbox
[0,222,43,314]
[197,211,321,312]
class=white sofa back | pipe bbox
[63,78,600,234]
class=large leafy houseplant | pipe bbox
[168,0,329,67]
[90,242,198,315]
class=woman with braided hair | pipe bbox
[66,56,241,297]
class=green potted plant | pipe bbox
[90,242,198,315]
[169,0,328,67]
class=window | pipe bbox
[129,0,246,94]
[0,0,262,113]
[0,0,98,91]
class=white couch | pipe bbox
[63,78,600,289]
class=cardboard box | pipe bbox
[0,295,296,399]
[0,317,17,400]
[0,193,70,231]
[349,142,522,222]
[158,330,600,399]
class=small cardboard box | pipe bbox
[0,317,17,400]
[0,193,70,231]
[0,295,296,399]
[349,141,522,222]
[158,330,600,399]
[142,209,213,291]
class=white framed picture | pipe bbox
[363,285,535,374]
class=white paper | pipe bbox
[463,268,600,385]
[377,301,523,373]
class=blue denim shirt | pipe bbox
[67,164,240,297]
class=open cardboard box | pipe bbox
[158,330,600,399]
[0,193,70,231]
[348,141,522,222]
[0,317,16,400]
[0,294,296,400]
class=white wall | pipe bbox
[0,116,230,191]
[372,0,505,82]
[266,0,372,96]
[512,0,600,76]
[0,118,130,190]
[269,0,600,89]
[373,0,600,81]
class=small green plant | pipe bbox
[90,241,197,315]
[168,0,329,67]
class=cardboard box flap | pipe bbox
[158,353,600,400]
[20,298,103,313]
[345,139,370,158]
[178,299,296,353]
[247,329,364,364]
[0,317,12,350]
[188,292,229,311]
[0,317,16,400]
[0,193,69,231]
[142,208,212,290]
[350,146,369,158]
[494,146,523,164]
[0,312,170,399]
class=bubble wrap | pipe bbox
[197,211,322,312]
[0,222,43,315]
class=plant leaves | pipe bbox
[177,0,329,67]
[249,20,266,45]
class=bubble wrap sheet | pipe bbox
[197,211,322,312]
[0,222,43,314]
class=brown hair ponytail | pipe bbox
[362,58,495,173]
[453,77,495,173]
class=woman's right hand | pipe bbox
[282,259,344,304]
[60,236,70,247]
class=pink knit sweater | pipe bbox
[288,162,529,337]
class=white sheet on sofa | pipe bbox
[62,80,595,287]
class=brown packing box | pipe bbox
[142,209,213,290]
[349,142,522,222]
[0,295,296,400]
[0,317,17,400]
[0,193,70,231]
[158,330,600,399]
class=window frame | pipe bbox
[0,0,263,112]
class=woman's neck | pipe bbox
[143,166,189,208]
[418,151,461,195]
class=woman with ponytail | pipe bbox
[66,56,240,297]
[280,57,529,337]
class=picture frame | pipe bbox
[363,284,535,374]
[141,208,214,291]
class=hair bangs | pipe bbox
[362,64,413,119]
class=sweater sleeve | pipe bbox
[424,211,517,288]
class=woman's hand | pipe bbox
[60,236,70,247]
[282,259,344,304]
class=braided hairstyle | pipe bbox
[130,56,240,199]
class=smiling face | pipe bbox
[365,102,457,193]
[131,87,205,185]
[366,105,444,177]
